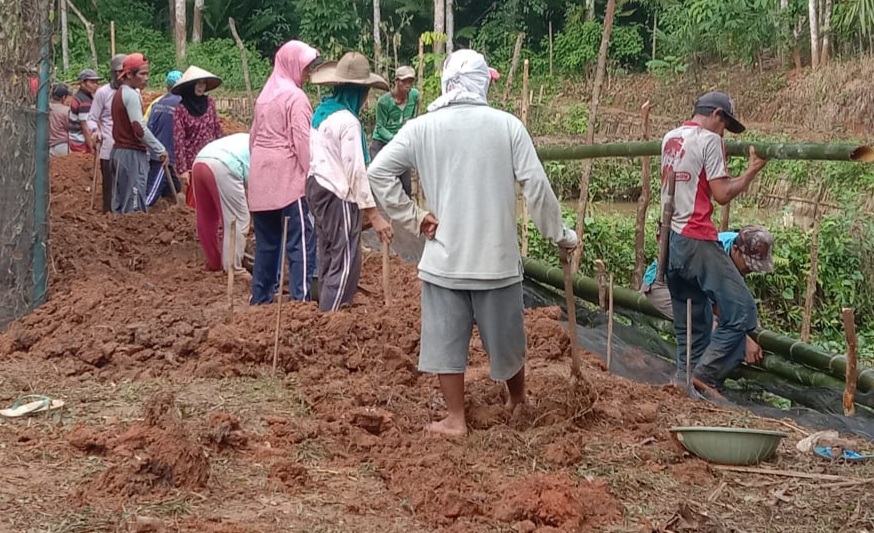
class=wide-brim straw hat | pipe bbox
[310,52,389,91]
[171,66,223,94]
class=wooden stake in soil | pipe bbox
[382,239,391,305]
[272,216,290,375]
[842,308,858,416]
[89,140,101,210]
[110,20,116,57]
[226,217,237,323]
[519,58,530,256]
[719,202,731,232]
[632,100,653,288]
[161,159,179,202]
[686,298,692,390]
[561,249,583,381]
[548,20,554,77]
[606,274,614,372]
[801,181,827,342]
[595,259,607,310]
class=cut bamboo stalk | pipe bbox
[801,182,826,342]
[272,216,290,375]
[606,274,614,372]
[227,217,237,323]
[519,58,530,256]
[712,465,851,482]
[632,100,653,288]
[843,308,857,416]
[382,240,390,305]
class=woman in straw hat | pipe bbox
[248,40,321,305]
[306,52,393,311]
[171,65,223,208]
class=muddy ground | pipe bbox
[0,151,872,532]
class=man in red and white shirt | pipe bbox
[660,91,767,391]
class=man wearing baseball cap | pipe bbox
[642,225,774,374]
[88,54,126,212]
[370,65,419,197]
[68,68,102,153]
[144,70,184,206]
[660,91,768,392]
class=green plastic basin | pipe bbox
[670,426,788,465]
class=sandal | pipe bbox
[0,394,65,418]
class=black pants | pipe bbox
[369,139,412,197]
[100,158,113,214]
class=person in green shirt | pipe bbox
[370,65,419,197]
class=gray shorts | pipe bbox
[642,279,674,320]
[419,281,526,381]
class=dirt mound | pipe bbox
[220,116,248,135]
[69,391,209,504]
[493,473,621,531]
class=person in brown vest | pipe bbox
[110,53,167,214]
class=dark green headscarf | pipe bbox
[311,84,371,164]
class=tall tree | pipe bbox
[60,0,69,71]
[175,0,186,66]
[434,0,444,53]
[374,0,382,75]
[809,0,820,68]
[192,0,204,43]
[821,0,833,65]
[446,0,454,54]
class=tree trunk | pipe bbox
[445,0,454,55]
[651,11,657,60]
[66,0,97,70]
[793,17,804,73]
[433,0,444,54]
[373,0,381,76]
[808,0,819,69]
[169,0,175,33]
[192,0,203,43]
[174,0,186,66]
[572,0,617,272]
[60,0,69,71]
[586,0,595,20]
[820,0,832,65]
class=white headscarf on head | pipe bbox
[426,49,491,112]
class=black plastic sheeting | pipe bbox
[366,228,874,440]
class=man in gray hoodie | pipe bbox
[368,49,578,437]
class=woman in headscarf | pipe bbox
[171,66,223,209]
[248,40,321,305]
[307,52,393,312]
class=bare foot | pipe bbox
[425,416,467,437]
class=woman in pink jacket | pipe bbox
[248,40,321,304]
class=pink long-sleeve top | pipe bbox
[173,97,222,175]
[247,40,319,213]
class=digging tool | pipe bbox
[161,158,179,204]
[382,238,391,305]
[89,139,101,210]
[226,217,237,323]
[656,170,676,283]
[560,247,583,380]
[272,216,290,375]
[686,298,692,392]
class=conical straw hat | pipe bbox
[171,65,222,94]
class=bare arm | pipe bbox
[710,146,766,205]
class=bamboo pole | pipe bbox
[382,240,391,305]
[227,218,236,323]
[536,141,874,163]
[110,20,116,57]
[606,274,614,372]
[656,171,675,283]
[501,32,525,105]
[632,100,653,288]
[801,182,826,342]
[89,140,101,210]
[272,216,290,375]
[595,259,607,310]
[719,203,731,231]
[560,249,583,381]
[520,58,530,256]
[843,308,857,416]
[571,0,617,273]
[228,18,255,120]
[686,298,692,390]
